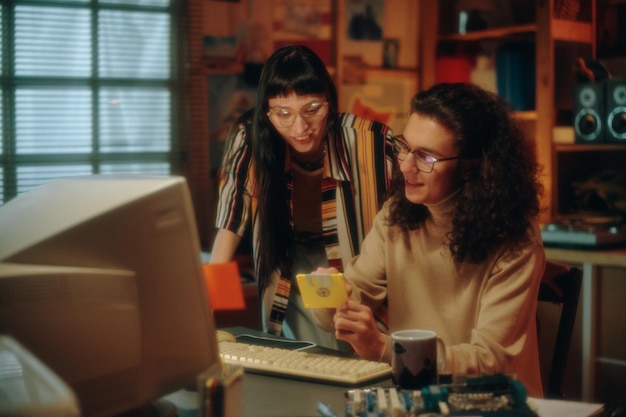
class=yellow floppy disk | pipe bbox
[296,273,348,308]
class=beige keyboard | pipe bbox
[218,340,392,386]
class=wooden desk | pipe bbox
[242,372,355,417]
[544,246,626,401]
[168,372,604,417]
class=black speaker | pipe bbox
[574,82,605,144]
[605,79,626,143]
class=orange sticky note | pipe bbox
[203,262,246,311]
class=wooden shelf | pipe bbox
[420,0,598,225]
[555,144,626,152]
[203,62,244,75]
[438,24,536,42]
[513,111,537,121]
[553,18,594,43]
[437,19,592,44]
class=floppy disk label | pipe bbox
[296,273,348,308]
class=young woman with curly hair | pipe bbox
[312,82,546,397]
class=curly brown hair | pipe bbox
[386,82,544,263]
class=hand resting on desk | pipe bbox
[216,330,237,343]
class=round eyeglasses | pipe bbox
[267,101,328,128]
[392,135,460,173]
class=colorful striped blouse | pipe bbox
[215,113,395,335]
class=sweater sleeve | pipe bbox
[446,235,545,395]
[346,208,390,310]
[215,124,253,237]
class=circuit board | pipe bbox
[344,374,539,417]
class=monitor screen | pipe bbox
[0,175,220,417]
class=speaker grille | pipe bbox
[574,83,604,143]
[606,81,626,142]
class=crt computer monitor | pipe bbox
[0,175,220,417]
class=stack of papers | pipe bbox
[530,397,604,417]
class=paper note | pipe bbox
[529,397,604,417]
[203,262,245,311]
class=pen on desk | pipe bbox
[317,401,338,417]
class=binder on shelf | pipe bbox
[496,41,536,111]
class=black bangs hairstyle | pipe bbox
[254,45,339,139]
[252,45,339,293]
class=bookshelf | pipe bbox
[419,0,597,223]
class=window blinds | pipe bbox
[0,0,177,204]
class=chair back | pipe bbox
[538,260,582,399]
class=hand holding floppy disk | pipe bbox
[296,273,349,309]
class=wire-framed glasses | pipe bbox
[267,101,328,128]
[392,135,460,173]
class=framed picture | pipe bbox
[383,38,399,69]
[340,69,417,134]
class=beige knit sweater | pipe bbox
[314,193,546,398]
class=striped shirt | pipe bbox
[215,113,394,334]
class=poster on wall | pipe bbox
[208,74,258,173]
[343,0,384,67]
[203,0,272,69]
[345,0,383,41]
[341,70,416,135]
[272,0,333,65]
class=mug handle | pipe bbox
[436,337,447,371]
